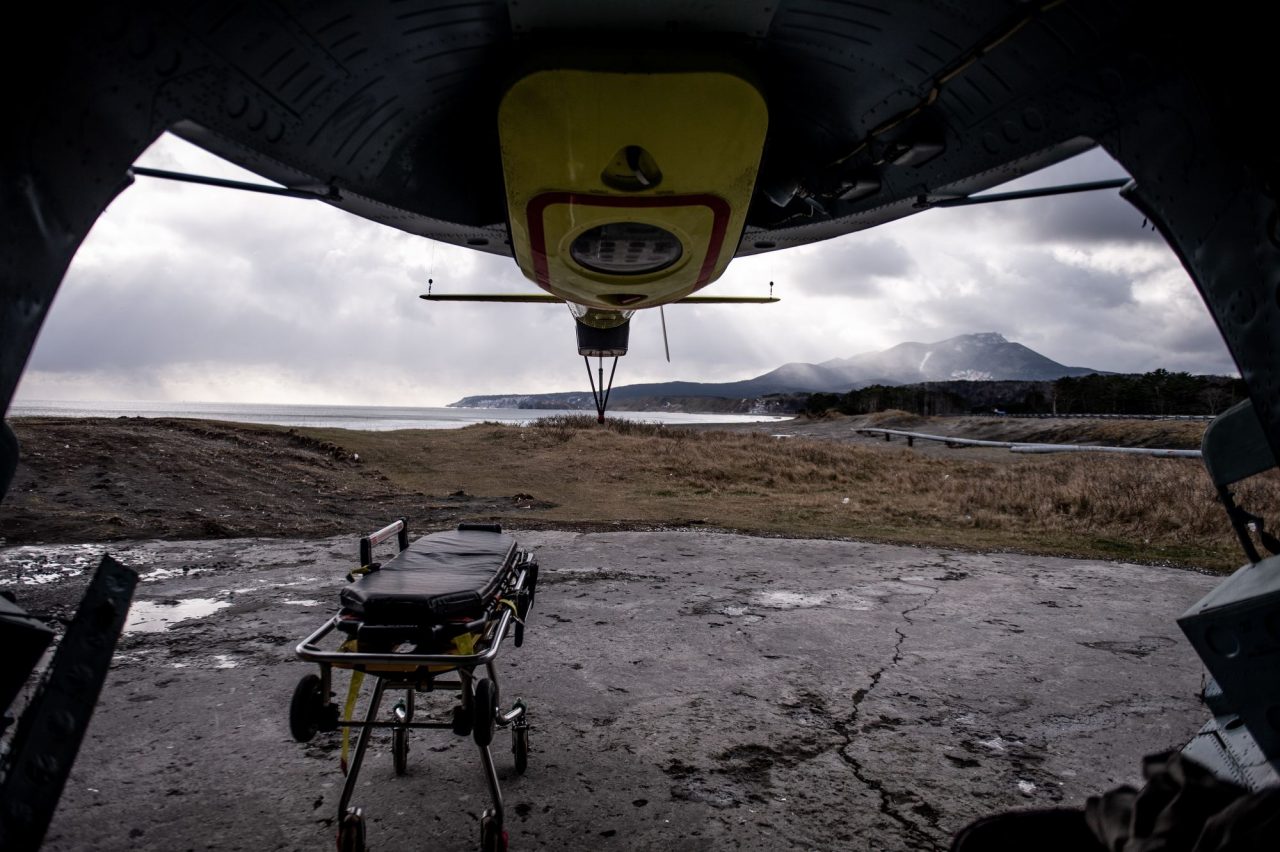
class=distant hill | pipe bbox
[809,331,1103,385]
[450,332,1104,409]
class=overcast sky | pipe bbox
[14,133,1235,407]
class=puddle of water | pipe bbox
[1,544,104,585]
[232,578,321,595]
[0,543,202,586]
[8,565,87,585]
[140,565,211,583]
[125,599,231,633]
[283,599,321,607]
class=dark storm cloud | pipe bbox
[1003,250,1137,310]
[1140,313,1238,373]
[1013,191,1161,245]
[895,245,1235,375]
[787,235,915,297]
[950,145,1156,246]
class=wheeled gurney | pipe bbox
[289,520,538,852]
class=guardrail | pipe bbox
[970,413,1215,421]
[854,428,1202,459]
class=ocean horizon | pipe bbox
[6,400,789,431]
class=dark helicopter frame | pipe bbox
[3,2,1279,848]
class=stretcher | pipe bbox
[289,520,538,852]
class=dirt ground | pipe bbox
[0,417,554,545]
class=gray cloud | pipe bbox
[1003,250,1136,310]
[15,136,1241,408]
[885,245,1235,376]
[786,235,915,297]
[1012,192,1161,245]
[958,146,1157,246]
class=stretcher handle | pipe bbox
[359,518,409,567]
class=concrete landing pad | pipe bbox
[1,532,1221,851]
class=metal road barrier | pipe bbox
[855,428,1202,459]
[979,413,1215,421]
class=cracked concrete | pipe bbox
[2,530,1222,851]
[831,588,943,850]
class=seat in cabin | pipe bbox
[1200,400,1280,563]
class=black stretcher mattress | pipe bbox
[339,529,517,624]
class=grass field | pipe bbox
[5,413,1271,570]
[303,415,1278,571]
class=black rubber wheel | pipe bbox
[392,726,408,776]
[479,810,507,852]
[337,808,366,852]
[289,674,324,743]
[472,678,496,747]
[512,725,529,774]
[451,704,473,737]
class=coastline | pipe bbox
[6,400,789,431]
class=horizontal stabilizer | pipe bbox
[675,296,779,304]
[419,294,779,304]
[419,294,563,303]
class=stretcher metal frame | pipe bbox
[291,519,538,852]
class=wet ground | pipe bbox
[1,531,1219,851]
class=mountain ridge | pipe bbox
[450,332,1104,408]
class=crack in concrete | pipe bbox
[827,583,946,850]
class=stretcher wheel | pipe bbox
[452,704,473,737]
[473,678,496,747]
[479,809,507,852]
[392,726,408,776]
[511,724,529,774]
[337,808,366,852]
[289,674,325,742]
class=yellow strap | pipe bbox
[498,598,523,624]
[339,662,364,774]
[452,631,476,656]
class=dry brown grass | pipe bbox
[307,416,1280,571]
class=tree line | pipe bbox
[801,371,1247,417]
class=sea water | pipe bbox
[7,400,788,431]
